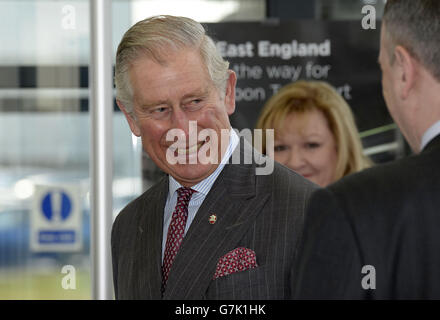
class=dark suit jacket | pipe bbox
[293,134,440,299]
[112,139,317,299]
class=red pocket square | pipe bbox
[213,247,258,280]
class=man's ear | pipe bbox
[394,45,417,100]
[116,100,141,137]
[224,70,237,116]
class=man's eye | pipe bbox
[152,106,168,113]
[146,106,170,119]
[183,99,204,111]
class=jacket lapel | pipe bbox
[134,177,168,299]
[163,139,271,299]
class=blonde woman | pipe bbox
[256,80,371,187]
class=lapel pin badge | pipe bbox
[209,214,217,225]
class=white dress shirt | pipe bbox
[161,129,240,261]
[421,120,440,151]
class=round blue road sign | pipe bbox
[41,191,72,221]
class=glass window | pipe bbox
[128,0,265,23]
[0,0,142,299]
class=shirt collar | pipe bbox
[168,128,240,197]
[421,120,440,151]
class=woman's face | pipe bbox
[271,108,338,187]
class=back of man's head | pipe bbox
[383,0,440,82]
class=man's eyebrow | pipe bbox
[138,87,210,107]
[140,100,168,108]
[182,88,210,100]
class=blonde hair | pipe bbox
[114,15,230,114]
[256,80,371,181]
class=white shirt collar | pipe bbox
[421,120,440,151]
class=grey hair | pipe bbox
[383,0,440,81]
[114,15,230,114]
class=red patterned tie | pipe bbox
[162,187,196,291]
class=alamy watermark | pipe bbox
[61,265,76,290]
[361,5,377,30]
[61,4,76,30]
[165,121,274,175]
[361,265,376,290]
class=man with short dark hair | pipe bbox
[293,0,440,299]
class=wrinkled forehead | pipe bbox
[129,49,213,103]
[129,41,200,67]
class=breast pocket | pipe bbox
[204,265,269,300]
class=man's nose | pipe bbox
[171,107,190,135]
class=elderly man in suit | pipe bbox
[112,15,317,300]
[293,0,440,299]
